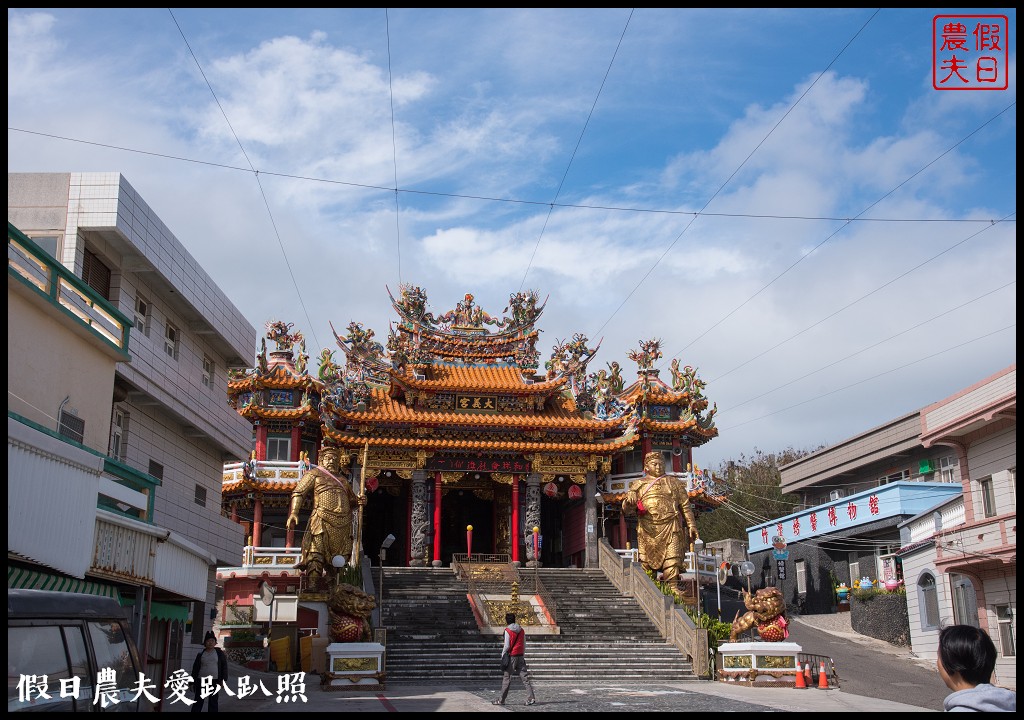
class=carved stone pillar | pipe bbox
[585,471,598,568]
[409,470,428,566]
[524,474,541,567]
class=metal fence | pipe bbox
[452,554,557,625]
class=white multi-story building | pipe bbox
[8,172,257,690]
[898,365,1015,689]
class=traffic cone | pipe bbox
[794,662,807,689]
[818,661,829,689]
[804,662,813,686]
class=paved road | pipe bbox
[786,615,948,711]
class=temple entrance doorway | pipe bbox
[441,488,494,564]
[362,477,407,567]
[539,491,566,567]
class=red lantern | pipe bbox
[543,482,558,498]
[567,484,582,500]
[365,475,379,493]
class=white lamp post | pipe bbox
[693,538,705,619]
[331,554,347,591]
[378,534,396,623]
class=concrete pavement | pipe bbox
[160,614,943,713]
[162,674,937,713]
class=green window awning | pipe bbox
[7,566,121,603]
[120,597,189,623]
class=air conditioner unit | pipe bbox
[829,489,845,501]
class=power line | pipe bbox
[167,9,321,349]
[7,125,1014,226]
[709,216,1016,387]
[721,280,1016,414]
[718,322,1015,431]
[589,9,883,340]
[657,100,1018,368]
[518,9,634,292]
[385,9,403,286]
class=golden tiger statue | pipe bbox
[729,587,788,642]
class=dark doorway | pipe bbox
[539,493,565,567]
[363,482,407,566]
[441,489,494,564]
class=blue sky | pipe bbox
[8,8,1017,471]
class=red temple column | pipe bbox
[290,425,301,461]
[618,510,627,548]
[253,498,263,547]
[671,441,683,473]
[255,425,268,460]
[641,433,651,457]
[230,504,238,523]
[432,472,442,566]
[511,475,521,563]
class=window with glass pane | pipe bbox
[994,605,1015,657]
[267,436,291,461]
[202,356,214,388]
[164,323,179,359]
[979,478,996,518]
[919,573,940,629]
[87,620,137,693]
[940,456,958,483]
[8,625,81,711]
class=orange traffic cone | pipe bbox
[818,661,829,689]
[794,662,807,689]
[804,662,813,686]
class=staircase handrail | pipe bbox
[596,538,709,678]
[452,554,558,625]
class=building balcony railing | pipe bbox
[241,545,301,569]
[222,459,309,487]
[936,510,1016,571]
[218,546,302,581]
[906,498,965,544]
[601,470,725,497]
[8,224,131,354]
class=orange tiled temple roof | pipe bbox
[236,404,318,421]
[390,364,565,395]
[328,386,620,430]
[228,365,322,392]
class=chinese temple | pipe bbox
[217,287,726,657]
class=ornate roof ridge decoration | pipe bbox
[388,285,548,336]
[331,321,391,385]
[227,320,314,388]
[607,338,720,437]
[385,285,547,370]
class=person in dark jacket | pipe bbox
[493,612,536,706]
[191,631,229,712]
[937,625,1015,712]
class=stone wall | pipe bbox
[850,591,910,646]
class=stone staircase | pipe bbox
[381,566,696,685]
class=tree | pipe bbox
[696,447,817,543]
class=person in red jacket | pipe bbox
[493,612,536,706]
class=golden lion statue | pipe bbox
[729,587,788,642]
[327,583,376,643]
